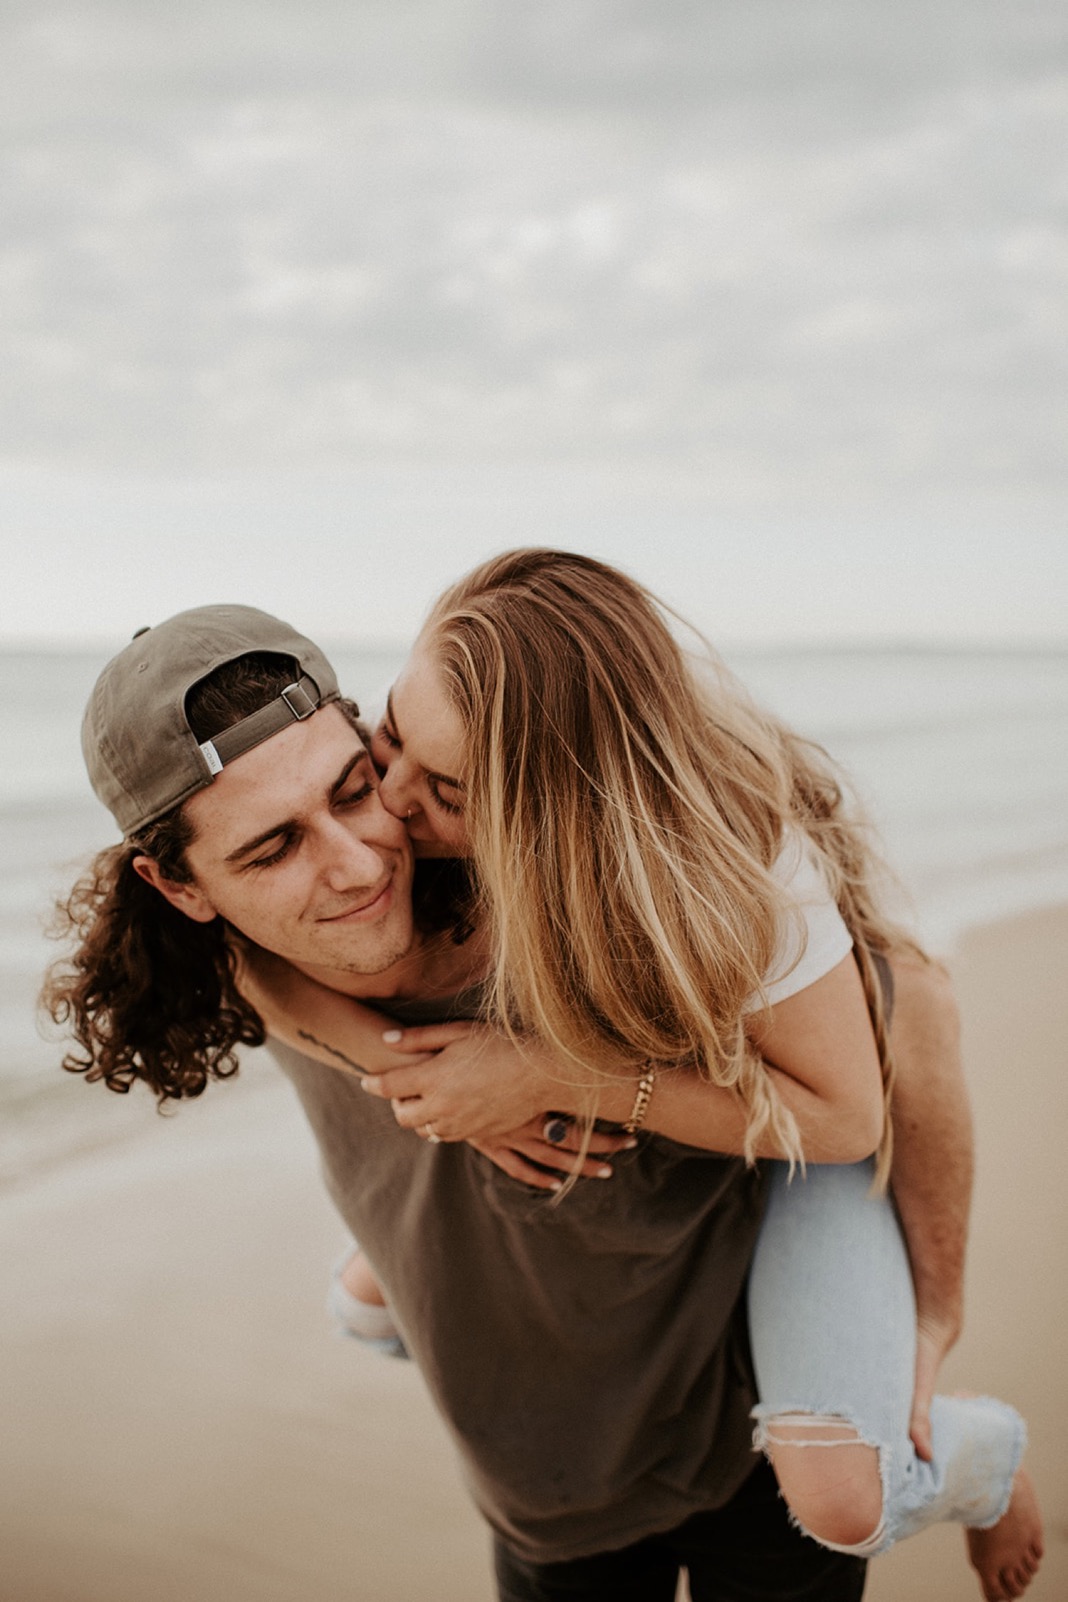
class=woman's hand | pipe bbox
[360,1022,591,1144]
[368,1023,634,1185]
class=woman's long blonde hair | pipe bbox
[425,548,925,1183]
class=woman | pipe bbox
[247,549,1041,1601]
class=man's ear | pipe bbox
[131,855,218,924]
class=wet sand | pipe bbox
[2,905,1065,1602]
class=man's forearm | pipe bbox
[887,956,974,1336]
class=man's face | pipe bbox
[148,705,416,977]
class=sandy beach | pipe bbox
[2,904,1065,1602]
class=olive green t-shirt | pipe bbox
[269,990,766,1564]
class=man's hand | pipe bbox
[910,1309,963,1460]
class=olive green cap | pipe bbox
[82,604,342,836]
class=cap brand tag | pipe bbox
[199,740,224,776]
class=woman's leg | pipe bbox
[327,1244,409,1358]
[748,1160,1026,1558]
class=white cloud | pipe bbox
[1,2,1065,639]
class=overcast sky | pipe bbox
[3,1,1065,645]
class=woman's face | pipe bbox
[371,642,471,858]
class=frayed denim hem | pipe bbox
[751,1393,1026,1558]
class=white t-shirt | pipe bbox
[745,831,854,1011]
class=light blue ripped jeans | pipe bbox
[748,1159,1026,1557]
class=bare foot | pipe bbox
[966,1467,1044,1601]
[340,1249,388,1307]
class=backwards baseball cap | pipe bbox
[83,604,343,837]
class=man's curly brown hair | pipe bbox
[40,653,301,1102]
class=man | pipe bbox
[47,603,975,1601]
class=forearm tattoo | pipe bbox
[297,1028,368,1077]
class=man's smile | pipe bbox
[316,875,395,924]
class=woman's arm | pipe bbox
[234,943,418,1077]
[363,952,885,1164]
[233,943,632,1186]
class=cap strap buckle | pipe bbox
[281,681,316,720]
[198,673,323,776]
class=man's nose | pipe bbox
[317,817,384,889]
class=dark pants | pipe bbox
[494,1458,867,1602]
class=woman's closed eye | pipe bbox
[373,720,464,814]
[427,779,464,816]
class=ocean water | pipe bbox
[4,642,1068,1108]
